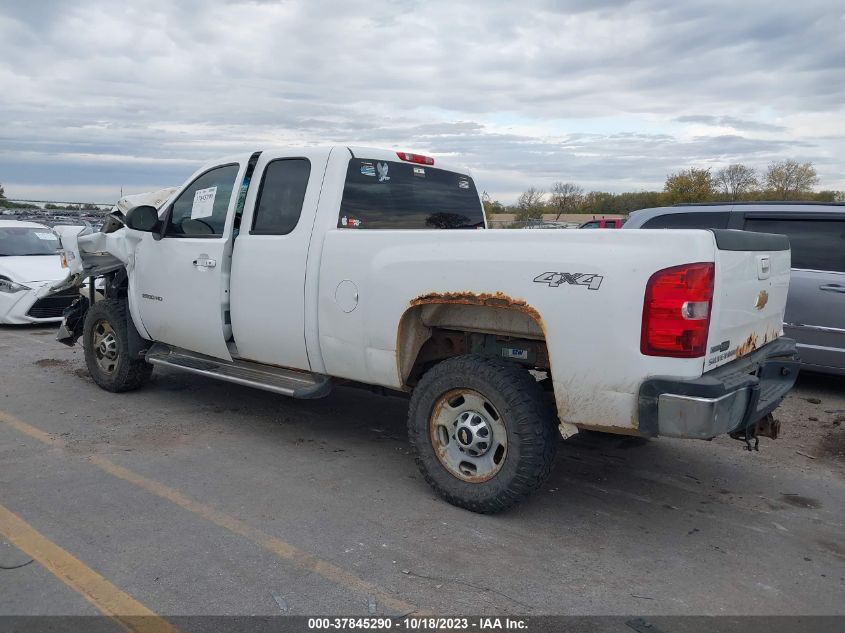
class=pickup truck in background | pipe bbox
[54,146,800,513]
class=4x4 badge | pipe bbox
[533,272,603,290]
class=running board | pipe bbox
[144,343,331,399]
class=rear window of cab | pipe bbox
[338,158,484,229]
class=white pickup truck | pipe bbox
[55,146,800,513]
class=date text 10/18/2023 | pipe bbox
[307,617,529,630]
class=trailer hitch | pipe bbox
[729,413,780,451]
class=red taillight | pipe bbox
[641,262,714,358]
[396,151,435,165]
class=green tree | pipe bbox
[812,190,838,202]
[514,187,546,221]
[663,167,715,204]
[0,183,5,199]
[715,164,758,200]
[612,191,663,213]
[481,191,505,223]
[764,160,819,200]
[578,191,616,215]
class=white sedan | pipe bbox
[0,219,75,324]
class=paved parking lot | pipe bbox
[1,324,844,621]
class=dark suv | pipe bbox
[625,202,845,376]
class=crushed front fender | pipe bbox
[56,296,90,347]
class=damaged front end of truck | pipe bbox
[52,187,177,348]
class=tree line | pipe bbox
[0,185,105,211]
[486,160,844,223]
[0,183,36,210]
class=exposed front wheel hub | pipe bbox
[92,319,119,375]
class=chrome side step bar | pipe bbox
[144,343,332,399]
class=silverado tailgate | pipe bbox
[705,229,791,371]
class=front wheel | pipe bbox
[408,355,558,513]
[83,299,152,392]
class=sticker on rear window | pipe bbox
[340,215,361,228]
[413,166,426,177]
[360,162,376,177]
[377,162,390,182]
[34,232,56,240]
[458,178,470,189]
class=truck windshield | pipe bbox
[339,158,484,229]
[0,227,60,256]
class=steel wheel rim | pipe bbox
[92,319,119,375]
[429,388,508,483]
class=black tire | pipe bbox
[83,299,152,392]
[408,355,558,513]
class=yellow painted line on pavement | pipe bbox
[89,455,420,614]
[0,503,178,633]
[0,410,422,615]
[0,410,61,446]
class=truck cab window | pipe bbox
[165,164,239,237]
[251,159,311,235]
[338,158,484,229]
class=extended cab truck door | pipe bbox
[130,158,250,361]
[228,148,331,370]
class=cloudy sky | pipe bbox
[1,0,843,203]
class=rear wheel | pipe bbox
[408,355,558,513]
[83,299,152,392]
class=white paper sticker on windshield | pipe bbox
[34,232,56,240]
[191,186,217,219]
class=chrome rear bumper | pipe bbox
[639,337,800,439]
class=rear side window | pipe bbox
[251,159,310,235]
[338,158,484,229]
[743,218,845,273]
[166,164,239,237]
[580,221,600,229]
[641,211,729,229]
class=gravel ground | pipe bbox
[757,372,845,469]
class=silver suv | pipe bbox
[625,202,845,376]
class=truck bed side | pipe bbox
[317,229,719,433]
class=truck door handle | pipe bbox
[193,257,217,268]
[819,284,845,293]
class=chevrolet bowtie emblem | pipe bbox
[755,290,769,310]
